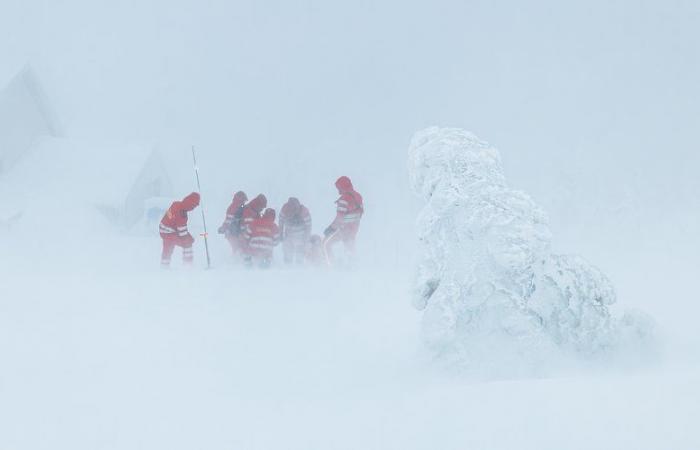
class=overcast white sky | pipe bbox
[1,0,698,251]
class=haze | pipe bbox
[1,1,698,449]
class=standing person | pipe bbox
[243,208,280,268]
[217,191,248,257]
[159,192,200,268]
[279,197,312,265]
[323,176,363,265]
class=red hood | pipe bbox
[262,208,276,222]
[249,194,267,212]
[233,191,248,204]
[335,176,354,194]
[181,192,200,211]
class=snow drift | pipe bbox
[409,127,653,371]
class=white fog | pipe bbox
[1,1,698,449]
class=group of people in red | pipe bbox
[159,176,364,268]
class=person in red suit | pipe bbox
[242,208,280,268]
[159,192,200,268]
[218,191,248,257]
[323,176,363,265]
[240,194,267,233]
[279,197,312,265]
[239,193,267,256]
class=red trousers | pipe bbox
[225,234,244,257]
[160,233,194,267]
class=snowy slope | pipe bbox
[1,244,699,449]
[0,134,698,450]
[2,0,700,445]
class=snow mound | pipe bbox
[408,127,653,371]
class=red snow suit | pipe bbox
[323,176,363,263]
[243,208,280,267]
[279,197,312,264]
[218,191,248,256]
[240,194,267,255]
[159,192,200,267]
[240,194,267,235]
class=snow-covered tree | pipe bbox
[409,127,651,368]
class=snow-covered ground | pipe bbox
[2,0,700,448]
[1,136,699,449]
[1,233,699,449]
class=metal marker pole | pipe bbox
[191,145,211,269]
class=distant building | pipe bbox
[0,65,62,174]
[94,146,175,230]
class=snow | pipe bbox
[0,137,172,231]
[409,127,654,370]
[2,1,700,448]
[1,240,699,449]
[0,126,695,449]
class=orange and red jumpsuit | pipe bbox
[159,192,200,267]
[242,208,280,268]
[323,176,363,263]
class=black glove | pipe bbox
[323,226,336,237]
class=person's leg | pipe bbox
[178,236,194,265]
[182,244,194,265]
[259,253,272,269]
[163,233,194,267]
[342,223,360,260]
[322,228,343,266]
[283,238,294,264]
[161,236,175,268]
[295,239,306,264]
[227,235,239,256]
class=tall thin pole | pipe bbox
[191,145,211,269]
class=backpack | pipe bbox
[228,205,246,235]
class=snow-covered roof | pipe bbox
[40,138,169,204]
[0,65,61,172]
[0,137,172,230]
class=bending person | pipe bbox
[323,176,363,266]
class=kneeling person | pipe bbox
[243,208,280,268]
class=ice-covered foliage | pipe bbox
[409,127,652,368]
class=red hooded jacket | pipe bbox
[330,176,363,229]
[241,194,268,236]
[160,192,200,238]
[245,208,280,256]
[220,191,248,234]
